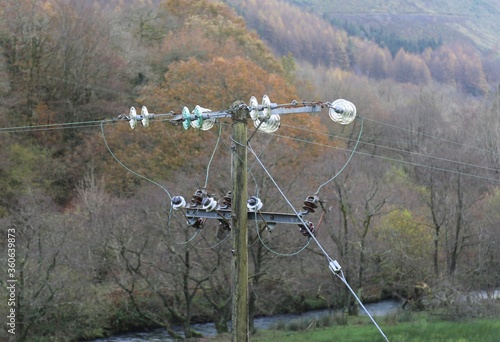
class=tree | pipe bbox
[356,43,391,80]
[375,207,433,290]
[427,45,458,85]
[453,45,488,96]
[391,49,432,85]
[139,56,297,110]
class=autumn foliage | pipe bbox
[0,0,499,341]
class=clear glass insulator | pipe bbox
[329,99,356,125]
[190,105,215,130]
[129,107,137,129]
[249,96,259,121]
[141,106,150,127]
[254,114,280,133]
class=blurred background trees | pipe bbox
[0,0,499,340]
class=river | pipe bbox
[91,299,402,342]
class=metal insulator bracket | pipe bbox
[298,220,315,237]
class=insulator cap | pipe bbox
[254,114,280,133]
[201,196,218,211]
[329,99,356,125]
[222,191,232,207]
[141,106,151,127]
[182,106,191,130]
[191,105,215,130]
[247,196,263,212]
[171,196,187,210]
[261,95,272,120]
[249,96,259,121]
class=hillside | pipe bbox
[1,1,500,341]
[285,0,500,55]
[223,0,500,95]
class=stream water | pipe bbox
[91,299,402,342]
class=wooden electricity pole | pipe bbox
[164,99,324,341]
[230,101,249,341]
[123,97,366,341]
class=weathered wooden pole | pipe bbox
[230,101,249,341]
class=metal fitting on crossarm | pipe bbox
[188,217,204,229]
[220,191,232,209]
[298,220,315,237]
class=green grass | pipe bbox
[255,319,500,342]
[209,315,500,342]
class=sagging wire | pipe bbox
[100,120,173,200]
[164,125,202,190]
[165,204,201,245]
[102,118,226,244]
[194,232,231,250]
[204,123,223,188]
[247,141,390,342]
[314,116,364,195]
[102,120,209,246]
[251,214,312,257]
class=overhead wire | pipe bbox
[278,119,500,173]
[314,116,364,195]
[0,103,496,160]
[0,118,116,133]
[362,116,500,157]
[2,111,499,184]
[271,130,500,184]
[204,123,223,188]
[100,120,173,200]
[273,119,500,183]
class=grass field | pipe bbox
[209,313,500,342]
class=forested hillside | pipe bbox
[288,0,500,52]
[0,0,499,341]
[225,0,500,96]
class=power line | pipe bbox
[362,117,500,157]
[100,121,173,200]
[290,130,500,172]
[1,112,498,186]
[314,117,364,195]
[270,129,500,184]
